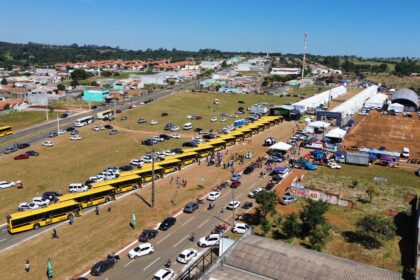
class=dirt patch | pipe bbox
[344,110,420,158]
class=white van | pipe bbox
[183,123,193,130]
[402,147,410,158]
[69,183,88,193]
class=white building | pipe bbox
[270,67,301,75]
[199,61,222,70]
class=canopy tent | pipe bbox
[269,142,292,151]
[364,93,387,109]
[359,147,401,157]
[387,102,404,113]
[292,86,347,112]
[331,85,378,118]
[304,121,330,134]
[325,128,347,139]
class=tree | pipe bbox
[56,83,65,91]
[282,213,300,238]
[255,190,278,220]
[90,81,99,86]
[1,78,8,85]
[221,60,228,68]
[70,69,91,81]
[3,103,11,110]
[101,71,112,77]
[70,80,79,87]
[261,219,272,237]
[365,184,378,203]
[309,223,330,251]
[355,215,396,249]
[300,199,329,236]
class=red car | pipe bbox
[230,181,241,188]
[195,116,202,120]
[14,154,30,160]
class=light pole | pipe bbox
[151,150,155,208]
[231,187,235,226]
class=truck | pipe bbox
[345,152,369,166]
[233,119,245,127]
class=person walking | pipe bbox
[69,215,74,225]
[52,228,59,239]
[95,205,99,215]
[170,176,174,184]
[25,259,30,273]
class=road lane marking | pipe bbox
[124,259,135,268]
[198,219,209,228]
[0,238,6,243]
[156,233,172,244]
[143,257,160,271]
[181,216,194,227]
[173,235,189,248]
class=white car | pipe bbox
[210,117,217,122]
[245,152,253,159]
[0,181,16,189]
[192,137,203,144]
[226,201,240,210]
[153,136,164,142]
[327,162,342,169]
[130,159,144,167]
[232,223,250,234]
[170,126,180,131]
[207,191,221,201]
[153,268,174,280]
[163,150,176,156]
[186,115,193,119]
[141,155,153,163]
[150,120,158,125]
[92,126,101,131]
[177,248,197,264]
[58,129,66,135]
[42,141,54,147]
[70,135,82,140]
[248,187,263,198]
[32,197,50,207]
[128,243,154,259]
[170,133,180,139]
[198,234,220,247]
[220,118,227,122]
[18,202,40,211]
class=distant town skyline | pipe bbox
[0,0,419,58]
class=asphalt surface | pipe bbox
[89,167,270,280]
[0,80,197,151]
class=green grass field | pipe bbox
[0,111,60,131]
[289,85,332,95]
[366,73,420,90]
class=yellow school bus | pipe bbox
[228,131,245,142]
[90,174,141,194]
[58,185,115,208]
[185,144,215,158]
[127,165,165,182]
[244,124,259,135]
[7,200,81,234]
[0,126,13,137]
[156,158,182,174]
[205,138,227,151]
[219,135,236,146]
[165,152,199,166]
[236,127,252,138]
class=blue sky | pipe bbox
[0,0,419,57]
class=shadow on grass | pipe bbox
[342,231,382,249]
[133,193,151,208]
[394,209,416,280]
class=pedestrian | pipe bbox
[107,207,112,212]
[176,176,180,184]
[52,228,58,239]
[184,180,187,188]
[25,259,30,273]
[95,205,99,215]
[198,159,201,165]
[223,163,226,169]
[69,215,74,225]
[170,176,173,184]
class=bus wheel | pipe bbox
[105,198,110,203]
[192,159,197,163]
[133,185,138,190]
[33,224,40,230]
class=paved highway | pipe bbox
[88,166,270,280]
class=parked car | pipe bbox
[267,155,283,163]
[92,126,101,131]
[158,217,176,231]
[279,195,297,205]
[42,141,54,147]
[248,187,264,198]
[18,202,40,211]
[230,173,241,181]
[130,159,143,167]
[42,191,62,201]
[119,165,134,171]
[104,125,113,129]
[232,223,250,234]
[153,268,174,280]
[198,234,220,247]
[159,134,171,140]
[69,183,89,193]
[58,129,66,135]
[70,135,82,140]
[110,129,118,135]
[16,143,30,149]
[120,116,128,121]
[14,154,30,160]
[3,146,18,154]
[210,117,217,122]
[182,141,198,148]
[32,197,50,207]
[172,148,183,154]
[161,112,168,117]
[230,181,241,188]
[227,201,241,210]
[48,132,58,138]
[170,133,180,139]
[138,118,147,124]
[150,120,158,125]
[140,155,153,163]
[141,139,155,146]
[243,166,254,174]
[128,243,154,259]
[163,150,176,156]
[71,129,79,135]
[0,181,16,189]
[138,229,158,242]
[177,248,197,264]
[183,201,199,213]
[207,191,221,201]
[90,255,119,276]
[327,161,342,169]
[170,126,180,131]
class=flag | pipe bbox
[131,213,137,228]
[47,258,54,279]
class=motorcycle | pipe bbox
[211,224,227,234]
[208,203,215,210]
[164,259,171,268]
[196,198,204,204]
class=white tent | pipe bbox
[269,142,292,151]
[304,121,331,134]
[364,93,387,109]
[292,86,347,112]
[331,85,378,118]
[388,102,404,113]
[325,128,347,139]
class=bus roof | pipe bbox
[8,200,79,219]
[156,158,181,165]
[206,138,227,144]
[0,126,12,130]
[90,174,140,188]
[59,185,115,202]
[227,131,244,136]
[219,134,236,140]
[76,115,94,121]
[164,152,198,161]
[184,145,214,153]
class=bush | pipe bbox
[282,213,300,238]
[356,215,396,242]
[261,219,272,237]
[3,103,11,110]
[309,223,330,251]
[300,199,329,236]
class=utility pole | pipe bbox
[151,150,155,208]
[301,33,308,82]
[45,98,49,121]
[231,188,235,226]
[56,114,59,134]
